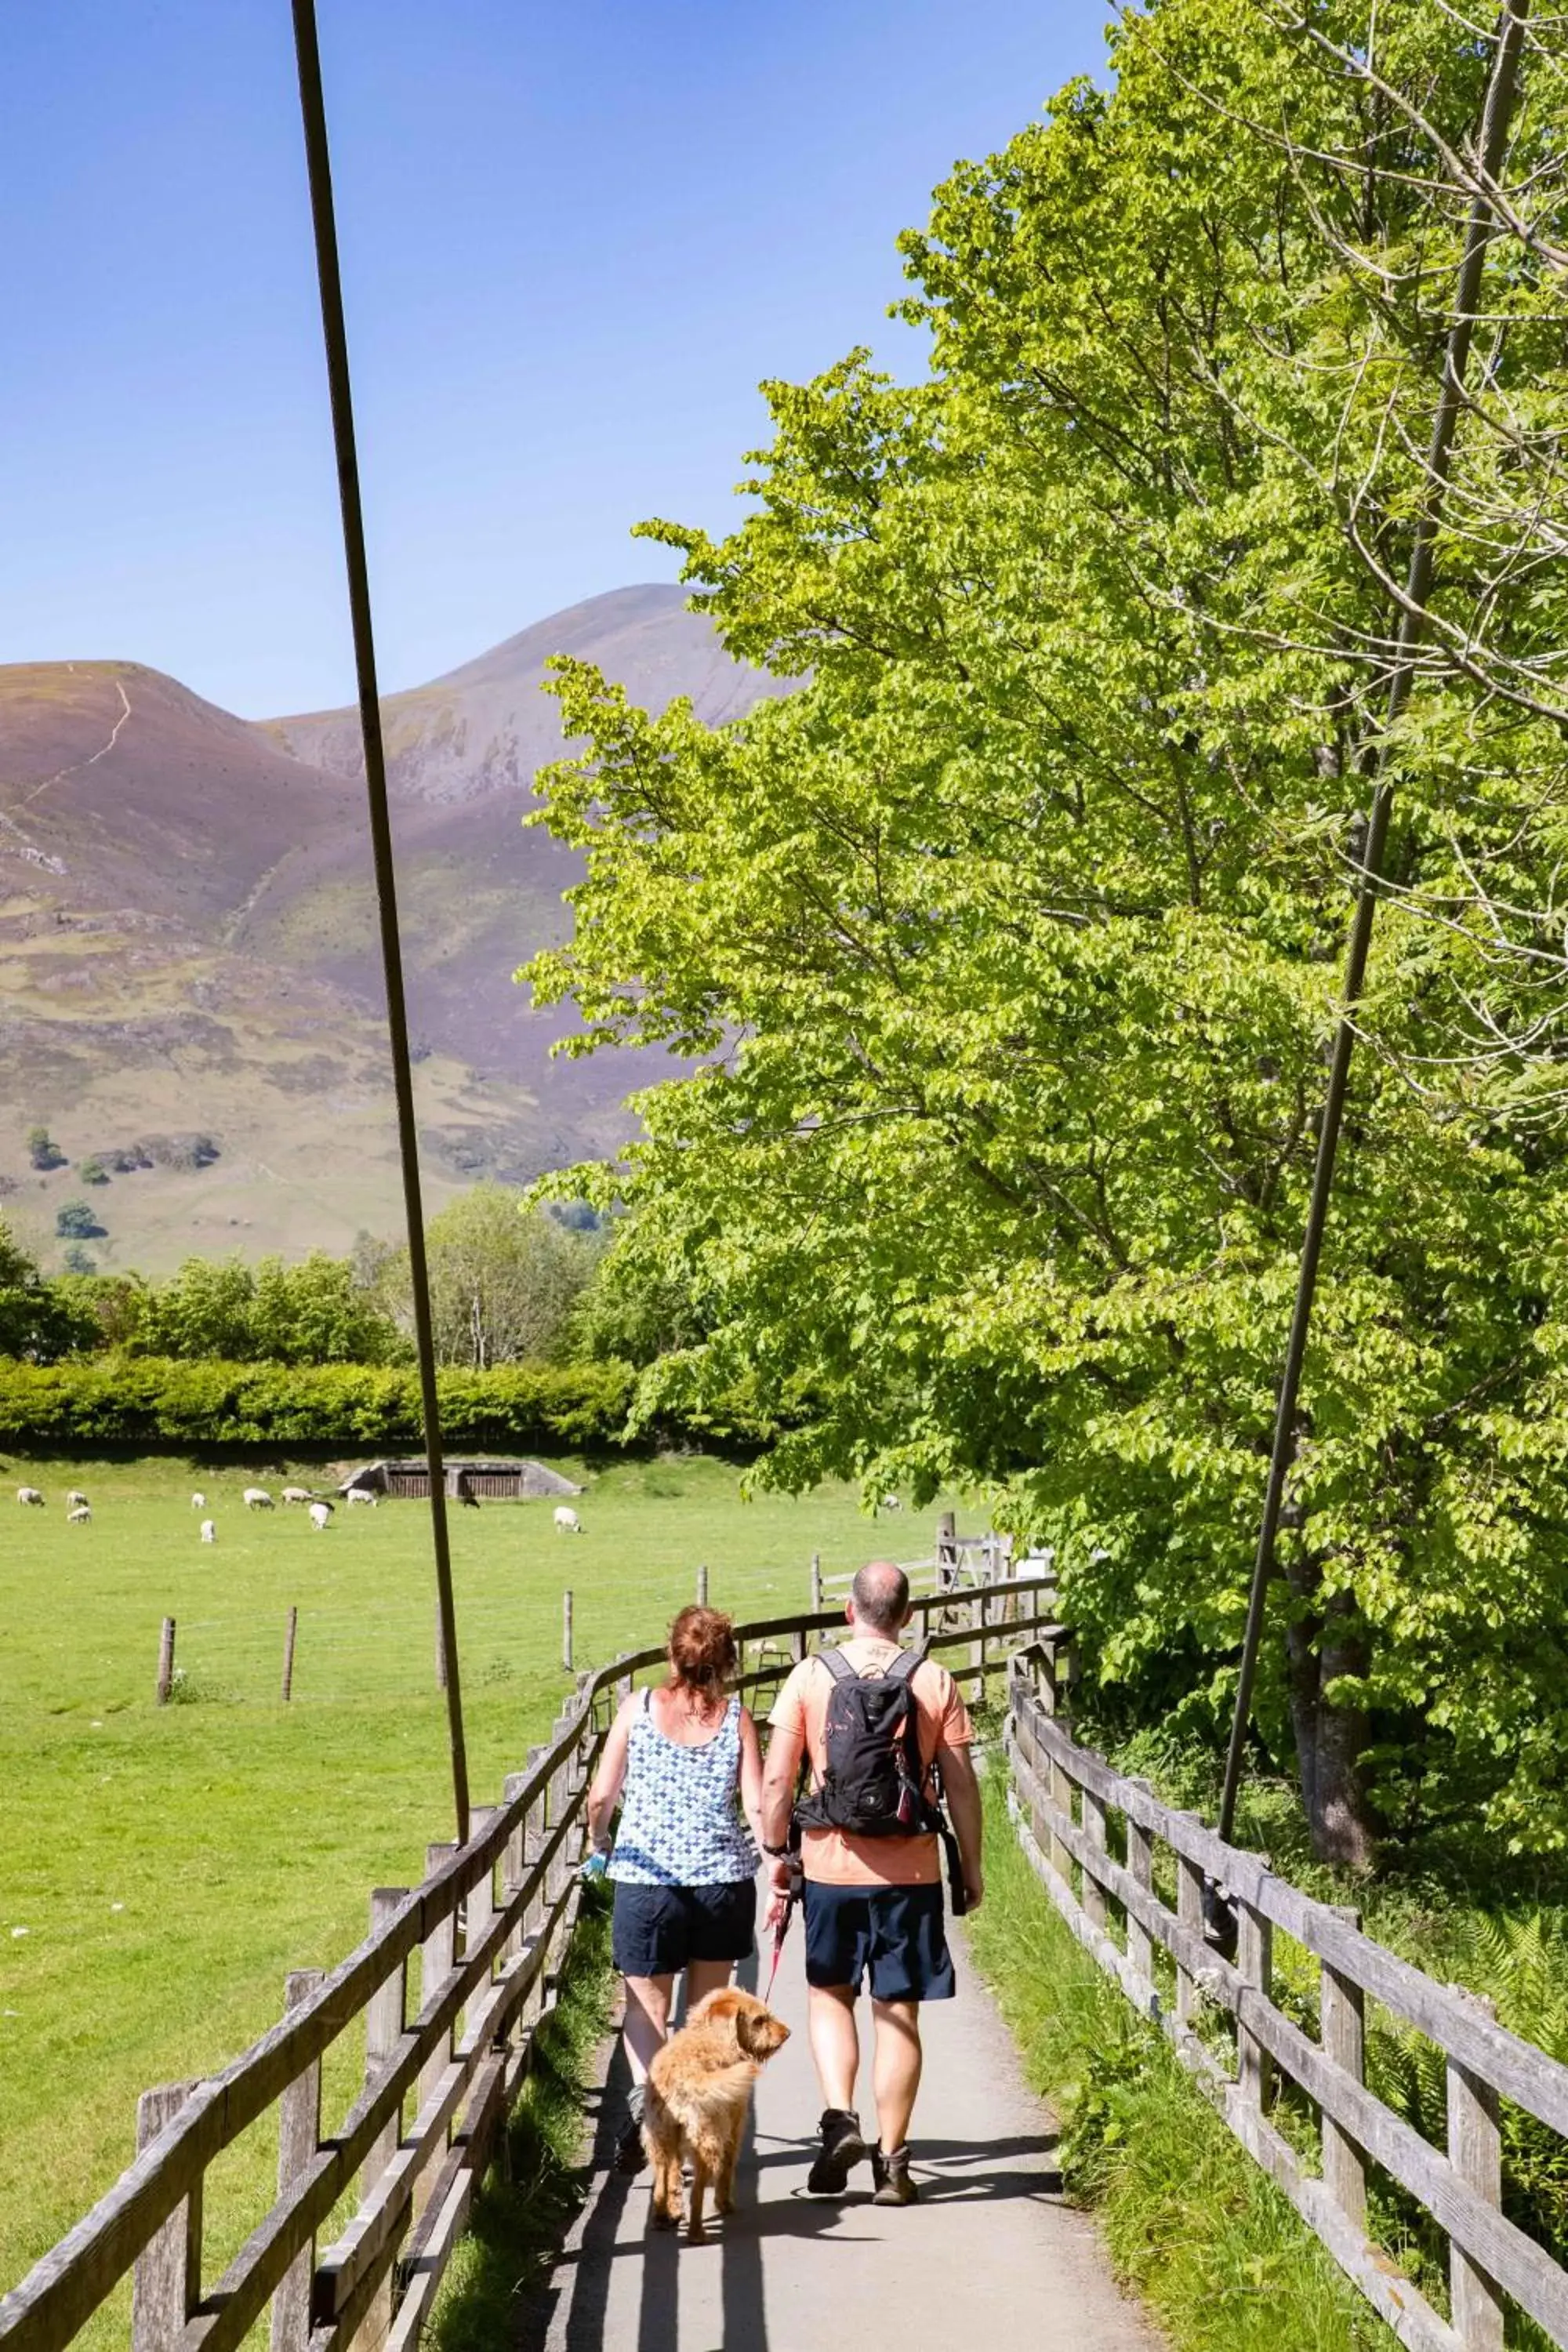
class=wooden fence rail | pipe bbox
[0,1574,1055,2352]
[1004,1641,1568,2352]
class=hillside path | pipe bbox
[518,1900,1163,2352]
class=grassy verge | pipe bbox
[967,1773,1397,2352]
[427,1890,616,2352]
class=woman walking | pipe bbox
[586,1604,764,2172]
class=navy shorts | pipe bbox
[803,1881,955,2002]
[612,1879,757,1977]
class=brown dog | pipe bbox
[643,1987,791,2241]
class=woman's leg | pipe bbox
[622,1973,673,2083]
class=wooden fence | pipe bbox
[1004,1639,1568,2352]
[0,1575,1057,2352]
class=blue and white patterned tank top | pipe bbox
[608,1690,758,1887]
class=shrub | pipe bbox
[26,1127,65,1172]
[78,1158,109,1187]
[0,1356,640,1450]
[54,1200,105,1241]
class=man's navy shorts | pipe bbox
[802,1881,956,2002]
[611,1879,757,1977]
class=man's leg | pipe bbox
[869,1998,923,2151]
[808,1984,860,2111]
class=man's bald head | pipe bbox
[850,1560,911,1637]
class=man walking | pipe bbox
[759,1559,984,2205]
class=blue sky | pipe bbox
[0,2,1106,717]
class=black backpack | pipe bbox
[795,1644,940,1839]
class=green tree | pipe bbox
[521,0,1568,1860]
[0,1218,95,1360]
[78,1157,108,1188]
[26,1127,64,1172]
[378,1185,601,1370]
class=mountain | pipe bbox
[0,587,787,1272]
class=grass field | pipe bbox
[0,1449,949,2327]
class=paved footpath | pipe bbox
[518,1898,1163,2352]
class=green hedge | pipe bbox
[0,1356,639,1450]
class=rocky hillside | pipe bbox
[0,587,786,1270]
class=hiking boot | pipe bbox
[871,2143,918,2205]
[806,2107,869,2194]
[613,2085,647,2176]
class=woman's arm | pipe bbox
[737,1707,766,1850]
[586,1696,633,1851]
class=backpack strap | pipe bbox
[883,1639,930,1686]
[818,1648,856,1685]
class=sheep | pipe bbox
[191,1492,206,1510]
[308,1501,332,1532]
[16,1486,43,1507]
[67,1504,92,1524]
[200,1519,217,1544]
[243,1487,274,1511]
[67,1489,89,1508]
[345,1489,377,1508]
[553,1505,583,1535]
[880,1494,903,1513]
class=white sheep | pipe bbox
[346,1488,378,1508]
[308,1501,332,1532]
[16,1486,43,1507]
[243,1487,274,1511]
[880,1494,903,1512]
[67,1489,89,1508]
[553,1505,582,1535]
[200,1519,217,1544]
[191,1491,206,1510]
[281,1486,312,1506]
[67,1504,92,1524]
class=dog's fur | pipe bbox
[643,1987,790,2241]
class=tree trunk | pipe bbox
[1283,1566,1377,1869]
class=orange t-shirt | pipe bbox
[768,1639,973,1887]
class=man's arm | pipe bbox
[759,1719,804,1853]
[938,1742,984,1913]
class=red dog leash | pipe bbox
[763,1860,803,2004]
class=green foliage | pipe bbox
[77,1157,108,1188]
[126,1253,398,1366]
[0,1218,96,1362]
[518,0,1568,1854]
[375,1185,601,1369]
[55,1200,104,1242]
[0,1356,637,1450]
[26,1126,64,1171]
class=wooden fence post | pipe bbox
[546,1717,574,1903]
[357,1889,408,2352]
[269,1970,325,2352]
[415,1844,458,2216]
[132,2082,202,2352]
[1174,1817,1205,2028]
[1236,1900,1273,2111]
[696,1563,709,1606]
[936,1510,957,1589]
[561,1592,574,1675]
[281,1607,298,1704]
[434,1599,448,1692]
[1124,1780,1155,1998]
[1038,1639,1075,1883]
[155,1617,176,1707]
[502,1777,528,1964]
[1320,1906,1367,2230]
[810,1552,822,1613]
[971,1587,988,1682]
[1447,1991,1504,2352]
[466,1807,501,2026]
[1081,1788,1109,1933]
[520,1744,550,2036]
